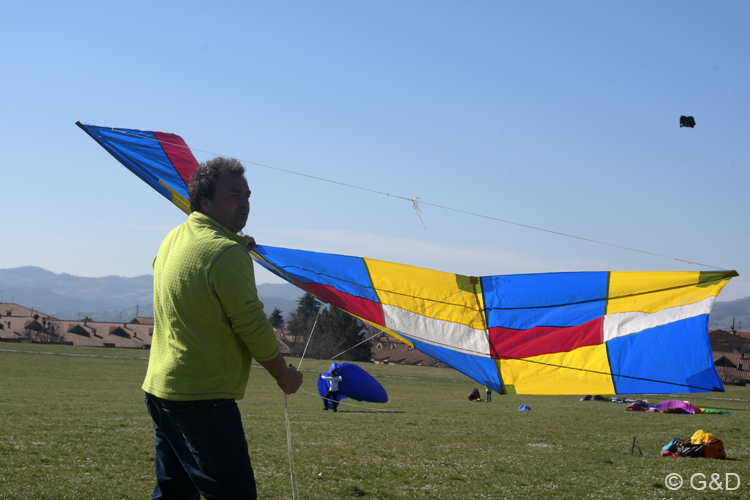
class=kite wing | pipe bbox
[76,122,198,214]
[78,122,738,395]
[253,245,737,395]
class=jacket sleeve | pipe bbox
[210,245,281,362]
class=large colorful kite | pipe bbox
[77,122,738,395]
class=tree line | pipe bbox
[268,293,373,362]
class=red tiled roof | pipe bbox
[0,308,152,349]
[371,337,442,366]
[23,319,43,331]
[712,352,749,385]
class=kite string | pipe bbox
[283,394,296,500]
[412,197,427,230]
[282,310,320,500]
[329,329,388,361]
[100,127,728,270]
[297,311,320,371]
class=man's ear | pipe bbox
[200,196,211,213]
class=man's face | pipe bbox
[200,171,251,233]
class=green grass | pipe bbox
[1,344,748,499]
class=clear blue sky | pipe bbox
[2,1,749,301]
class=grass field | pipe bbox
[1,344,748,499]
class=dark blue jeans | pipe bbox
[144,393,257,500]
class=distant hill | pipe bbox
[708,296,750,331]
[0,266,305,322]
[2,266,748,328]
[255,283,307,320]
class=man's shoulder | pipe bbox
[160,217,242,261]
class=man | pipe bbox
[143,157,303,500]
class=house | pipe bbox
[709,329,750,354]
[710,329,750,385]
[371,336,444,367]
[0,302,152,349]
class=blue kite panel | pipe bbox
[254,246,379,303]
[482,272,608,329]
[400,333,503,393]
[485,300,606,330]
[607,315,723,394]
[76,123,188,199]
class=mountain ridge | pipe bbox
[0,266,304,322]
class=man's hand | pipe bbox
[238,233,257,251]
[276,367,304,395]
[258,353,303,395]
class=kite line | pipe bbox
[283,311,321,500]
[283,393,296,500]
[98,126,727,270]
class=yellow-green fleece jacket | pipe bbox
[143,212,280,401]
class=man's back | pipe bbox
[144,212,278,401]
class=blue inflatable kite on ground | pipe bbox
[317,362,388,403]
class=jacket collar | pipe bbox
[189,212,248,246]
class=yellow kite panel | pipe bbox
[499,344,615,395]
[365,259,486,330]
[159,180,192,215]
[607,271,735,315]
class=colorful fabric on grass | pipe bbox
[653,400,703,414]
[78,122,738,395]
